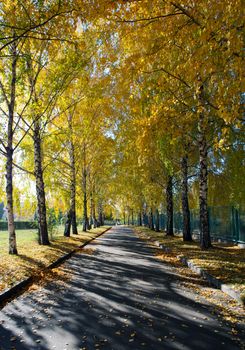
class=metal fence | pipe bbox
[141,206,245,244]
[0,221,38,231]
[189,207,244,243]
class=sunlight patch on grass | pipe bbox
[134,226,245,294]
[0,225,110,292]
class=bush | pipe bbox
[47,208,58,239]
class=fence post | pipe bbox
[207,207,211,240]
[235,208,240,242]
[231,206,239,243]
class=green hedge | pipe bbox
[0,221,38,231]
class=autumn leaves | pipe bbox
[0,1,243,254]
[106,1,243,248]
[0,1,111,254]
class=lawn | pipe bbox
[134,226,245,296]
[0,225,110,293]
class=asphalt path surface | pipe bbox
[0,226,242,350]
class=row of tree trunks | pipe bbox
[6,45,52,251]
[134,139,211,248]
[136,176,173,235]
[136,166,190,239]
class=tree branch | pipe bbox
[171,2,202,27]
[0,9,75,52]
[0,79,9,106]
[142,67,191,88]
[116,12,184,23]
[13,161,34,176]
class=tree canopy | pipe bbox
[0,0,244,253]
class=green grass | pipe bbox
[0,225,111,292]
[0,224,66,244]
[0,229,38,249]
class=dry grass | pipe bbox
[0,225,110,292]
[134,226,245,295]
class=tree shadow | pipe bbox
[0,227,243,350]
[18,254,46,269]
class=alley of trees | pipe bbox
[0,0,244,254]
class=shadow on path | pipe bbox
[0,227,243,350]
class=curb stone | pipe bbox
[153,240,243,305]
[0,227,111,308]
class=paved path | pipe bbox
[0,227,242,350]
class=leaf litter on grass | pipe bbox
[135,226,245,349]
[0,226,110,293]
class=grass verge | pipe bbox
[0,225,110,293]
[134,226,245,296]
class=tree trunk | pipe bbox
[6,147,17,254]
[181,155,192,241]
[155,208,160,232]
[91,193,98,228]
[166,175,174,236]
[83,191,88,232]
[6,41,18,255]
[89,192,93,228]
[138,212,142,226]
[70,141,78,235]
[198,84,211,249]
[64,209,72,237]
[149,208,154,230]
[82,168,88,232]
[148,213,151,228]
[96,208,101,227]
[143,211,147,226]
[123,211,126,225]
[98,200,103,226]
[71,206,78,234]
[64,131,78,236]
[86,191,91,230]
[131,209,134,225]
[33,120,50,245]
